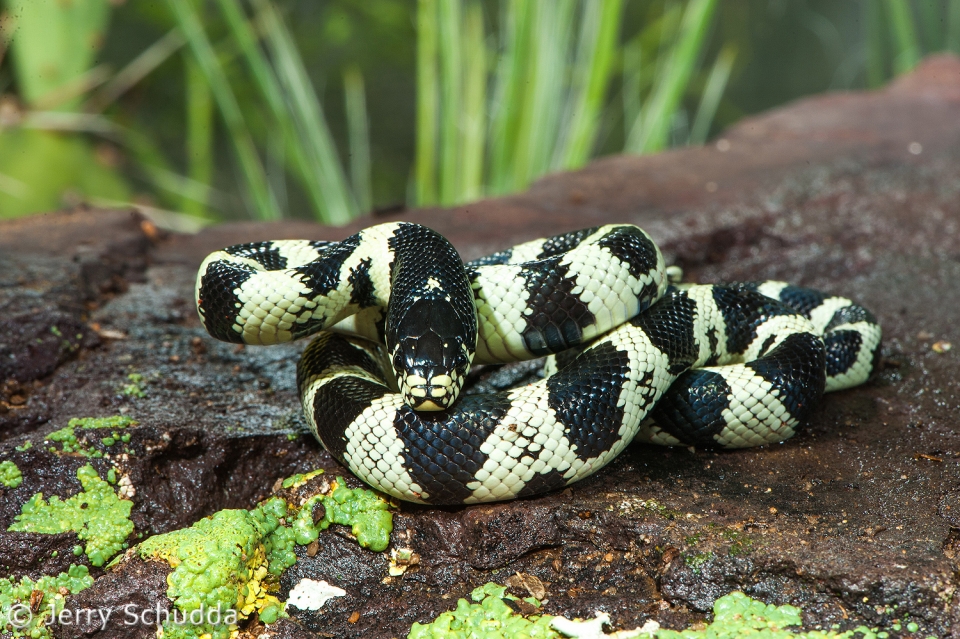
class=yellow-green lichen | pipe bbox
[44,416,138,457]
[133,477,394,638]
[0,460,23,488]
[280,468,324,490]
[137,497,293,639]
[8,463,134,567]
[408,582,557,639]
[0,565,93,639]
[312,477,393,552]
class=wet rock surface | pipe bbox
[1,55,960,638]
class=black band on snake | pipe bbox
[196,223,881,505]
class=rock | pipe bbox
[1,55,960,638]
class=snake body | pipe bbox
[196,222,881,505]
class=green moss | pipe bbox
[0,565,93,639]
[8,463,134,567]
[69,416,137,430]
[259,603,283,624]
[122,373,147,398]
[683,550,714,570]
[408,588,895,639]
[133,477,393,638]
[408,582,557,639]
[635,498,681,519]
[137,497,293,639]
[282,477,393,552]
[44,416,138,457]
[314,477,393,552]
[15,440,32,451]
[656,591,893,638]
[722,530,755,557]
[683,532,704,546]
[0,460,23,488]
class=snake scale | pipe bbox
[196,222,882,505]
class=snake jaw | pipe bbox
[400,372,457,411]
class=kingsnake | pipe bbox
[196,223,881,505]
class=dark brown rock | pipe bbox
[53,559,170,639]
[3,54,960,638]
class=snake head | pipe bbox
[390,297,473,411]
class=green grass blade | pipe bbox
[555,0,623,170]
[884,0,921,74]
[622,7,676,141]
[948,0,960,53]
[6,0,111,109]
[167,0,282,220]
[864,0,888,88]
[459,0,486,203]
[184,55,213,216]
[87,28,185,112]
[215,0,332,222]
[253,0,357,224]
[120,125,221,215]
[488,0,534,195]
[415,0,439,206]
[627,0,717,154]
[915,0,943,52]
[344,65,373,214]
[512,0,575,188]
[266,116,288,212]
[623,3,684,152]
[688,43,735,145]
[437,0,463,205]
[621,32,644,141]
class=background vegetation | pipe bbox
[0,0,957,226]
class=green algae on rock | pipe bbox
[132,475,394,638]
[408,582,558,639]
[0,459,23,488]
[121,373,147,398]
[304,477,393,552]
[280,468,325,490]
[653,590,897,638]
[0,565,94,639]
[283,474,394,552]
[8,463,134,567]
[137,497,295,639]
[44,415,138,457]
[407,587,908,639]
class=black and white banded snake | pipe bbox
[196,223,881,505]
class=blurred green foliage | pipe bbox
[7,0,111,110]
[0,0,128,218]
[0,0,958,224]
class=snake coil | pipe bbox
[196,222,881,504]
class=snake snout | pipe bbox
[392,298,471,411]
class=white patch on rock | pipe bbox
[550,610,654,638]
[286,579,346,611]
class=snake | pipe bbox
[195,222,882,505]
